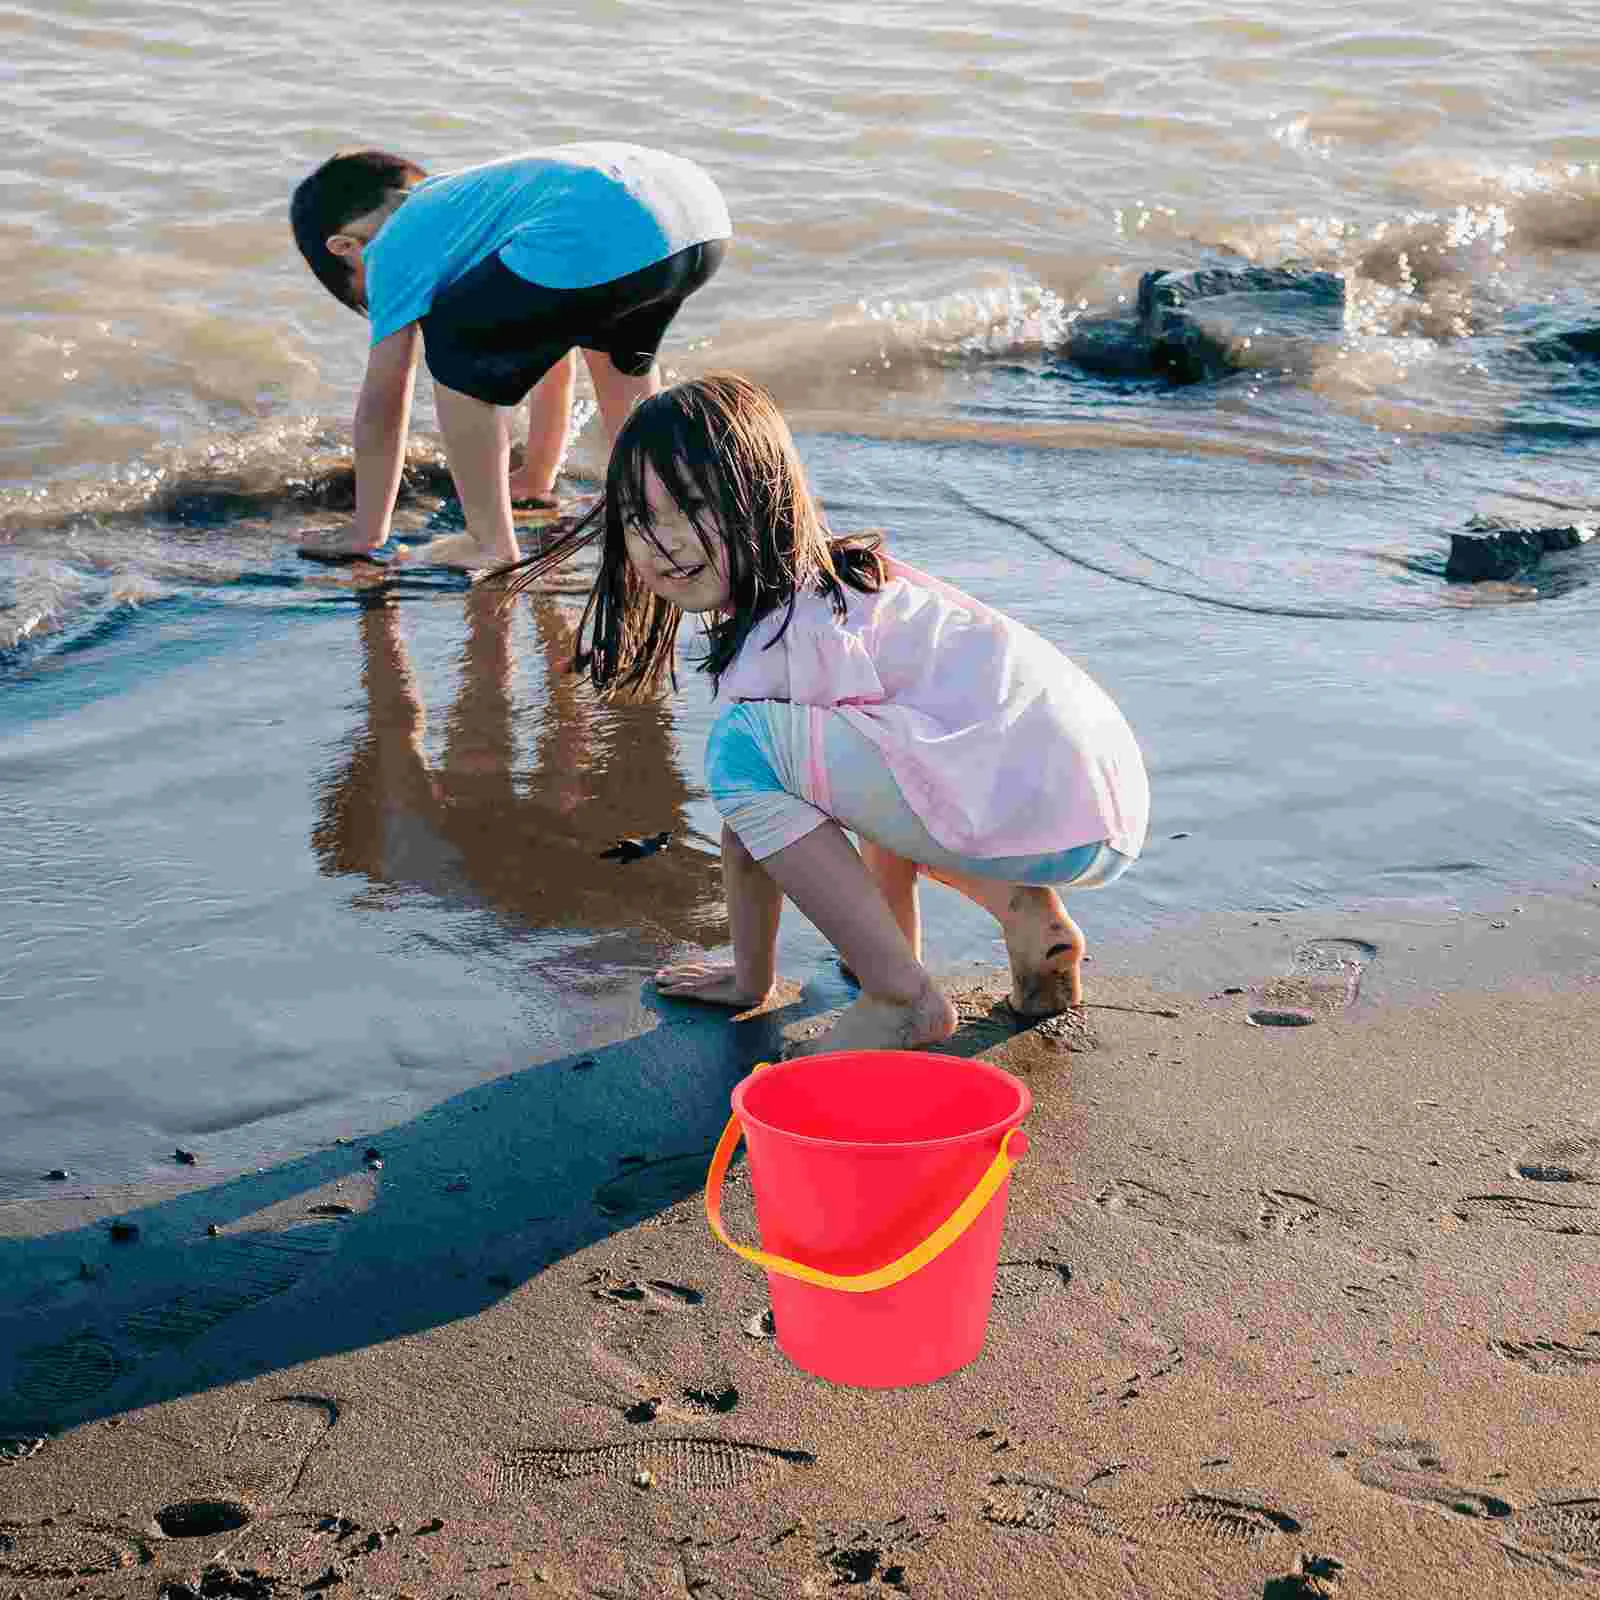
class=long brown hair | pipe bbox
[497,374,884,697]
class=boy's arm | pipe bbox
[350,326,421,548]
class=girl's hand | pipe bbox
[653,961,770,1010]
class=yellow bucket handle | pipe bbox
[704,1063,1029,1294]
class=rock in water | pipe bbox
[599,830,672,863]
[1062,261,1345,383]
[1446,517,1596,582]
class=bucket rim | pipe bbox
[731,1050,1031,1153]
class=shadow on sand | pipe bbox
[0,578,1062,1443]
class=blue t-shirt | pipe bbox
[364,142,731,345]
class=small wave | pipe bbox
[0,425,456,541]
[938,480,1418,623]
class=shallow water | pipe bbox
[3,0,1598,1198]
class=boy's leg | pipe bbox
[508,351,577,504]
[924,869,1085,1013]
[655,824,783,1008]
[427,383,521,569]
[583,348,661,443]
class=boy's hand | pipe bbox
[350,327,421,548]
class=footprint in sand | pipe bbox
[3,1331,123,1421]
[1489,1332,1600,1377]
[982,1476,1301,1550]
[1256,1189,1343,1239]
[0,1519,154,1584]
[1258,938,1376,1018]
[1449,1193,1600,1234]
[1504,1497,1600,1572]
[221,1395,339,1499]
[1345,1447,1600,1576]
[1338,1444,1514,1521]
[121,1225,342,1357]
[1512,1130,1600,1185]
[991,1258,1073,1299]
[190,1508,391,1593]
[0,1409,319,1589]
[1091,1178,1240,1249]
[806,1513,946,1591]
[152,1498,255,1537]
[0,1223,343,1430]
[587,1272,705,1309]
[593,1153,713,1221]
[487,1436,816,1496]
[585,1341,739,1426]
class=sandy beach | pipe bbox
[2,890,1596,1599]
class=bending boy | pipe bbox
[290,144,730,569]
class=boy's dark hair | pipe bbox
[498,373,884,698]
[290,148,426,312]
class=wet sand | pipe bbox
[2,896,1598,1598]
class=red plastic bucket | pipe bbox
[705,1051,1031,1388]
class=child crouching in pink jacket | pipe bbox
[501,373,1149,1055]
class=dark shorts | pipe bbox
[419,238,727,406]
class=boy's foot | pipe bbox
[653,960,773,1011]
[400,532,517,573]
[296,533,408,567]
[1001,889,1086,1015]
[788,979,957,1057]
[506,469,557,506]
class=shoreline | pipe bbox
[2,887,1597,1596]
[4,871,1594,1221]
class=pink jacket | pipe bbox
[715,557,1149,860]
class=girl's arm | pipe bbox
[350,325,421,548]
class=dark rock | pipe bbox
[174,1148,198,1165]
[1525,325,1600,362]
[599,830,672,863]
[109,1220,140,1243]
[1062,262,1345,384]
[1446,517,1597,581]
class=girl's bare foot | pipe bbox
[789,977,957,1057]
[1002,888,1086,1015]
[654,960,772,1011]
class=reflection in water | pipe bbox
[311,586,727,960]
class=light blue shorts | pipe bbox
[705,701,1134,889]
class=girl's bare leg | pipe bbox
[657,823,955,1050]
[654,824,783,1008]
[764,824,954,1052]
[507,353,577,503]
[858,839,921,960]
[924,869,1086,1014]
